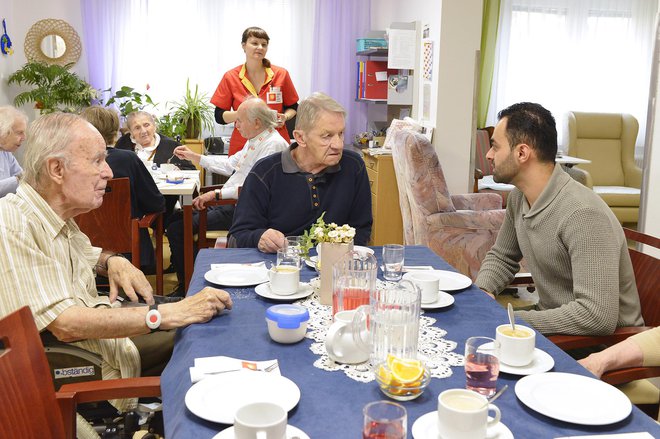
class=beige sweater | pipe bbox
[476,164,643,335]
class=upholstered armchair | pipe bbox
[567,111,642,223]
[391,129,505,281]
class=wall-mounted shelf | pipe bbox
[356,48,388,57]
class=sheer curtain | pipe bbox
[81,0,315,136]
[487,0,658,150]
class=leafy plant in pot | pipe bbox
[8,61,97,113]
[171,79,215,139]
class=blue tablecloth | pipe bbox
[161,246,660,438]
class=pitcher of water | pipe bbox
[332,250,378,316]
[353,280,421,366]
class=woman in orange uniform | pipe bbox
[211,26,299,155]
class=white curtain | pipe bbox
[81,0,315,135]
[487,0,658,151]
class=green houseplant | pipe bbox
[171,79,215,139]
[104,85,156,118]
[8,61,97,113]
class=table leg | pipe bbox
[183,203,194,291]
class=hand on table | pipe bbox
[258,229,285,253]
[193,191,216,210]
[162,287,233,329]
[107,256,154,305]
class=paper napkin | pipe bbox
[190,355,280,383]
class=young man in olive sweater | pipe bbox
[476,102,643,336]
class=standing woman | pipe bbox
[211,26,299,155]
[0,106,27,198]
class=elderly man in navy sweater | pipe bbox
[229,92,372,252]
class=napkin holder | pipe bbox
[319,242,353,305]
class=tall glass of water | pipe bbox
[382,244,404,281]
[464,336,500,397]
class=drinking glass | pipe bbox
[276,247,301,270]
[382,244,404,281]
[362,401,406,439]
[464,336,500,397]
[284,235,303,253]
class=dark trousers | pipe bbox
[166,205,235,286]
[131,330,176,376]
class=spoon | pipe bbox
[483,384,508,407]
[507,302,516,332]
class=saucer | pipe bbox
[255,282,314,301]
[499,348,555,375]
[412,412,513,439]
[421,291,455,310]
[213,424,309,439]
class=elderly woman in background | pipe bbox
[116,110,196,170]
[80,106,165,271]
[211,26,299,155]
[0,106,27,198]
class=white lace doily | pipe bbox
[295,278,464,383]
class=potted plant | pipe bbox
[104,85,156,118]
[8,61,97,113]
[171,79,215,139]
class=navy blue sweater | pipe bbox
[230,147,373,248]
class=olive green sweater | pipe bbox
[476,164,643,335]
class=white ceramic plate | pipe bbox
[412,411,513,439]
[185,370,301,424]
[204,266,269,287]
[404,270,471,292]
[304,256,318,269]
[255,282,314,301]
[515,372,632,425]
[499,348,554,376]
[213,424,309,439]
[421,291,455,309]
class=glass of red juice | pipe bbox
[362,401,406,439]
[465,336,500,397]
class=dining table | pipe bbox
[160,246,660,439]
[154,169,200,289]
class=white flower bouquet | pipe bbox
[301,212,355,257]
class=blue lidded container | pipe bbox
[265,304,310,344]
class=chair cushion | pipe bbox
[594,186,640,207]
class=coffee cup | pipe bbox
[233,401,287,439]
[405,272,439,304]
[496,324,536,367]
[267,266,300,296]
[437,388,501,439]
[325,310,369,364]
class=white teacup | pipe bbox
[405,271,440,304]
[496,324,536,367]
[234,401,287,439]
[325,310,369,364]
[437,389,501,439]
[267,266,300,296]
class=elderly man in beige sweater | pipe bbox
[476,102,643,336]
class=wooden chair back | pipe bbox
[0,306,67,437]
[624,227,660,326]
[75,177,164,294]
[197,185,241,249]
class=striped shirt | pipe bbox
[0,182,140,410]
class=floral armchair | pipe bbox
[391,129,505,280]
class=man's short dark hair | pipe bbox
[497,102,557,163]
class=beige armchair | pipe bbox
[391,129,505,281]
[567,111,642,223]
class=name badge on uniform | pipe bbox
[266,86,283,104]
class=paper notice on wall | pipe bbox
[387,29,416,69]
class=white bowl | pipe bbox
[266,319,307,344]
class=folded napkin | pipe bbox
[190,355,280,383]
[556,434,654,439]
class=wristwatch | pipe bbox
[214,188,221,201]
[145,304,162,332]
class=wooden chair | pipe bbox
[197,185,240,249]
[75,177,164,295]
[548,228,660,416]
[0,306,161,439]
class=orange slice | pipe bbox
[390,357,424,384]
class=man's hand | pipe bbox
[107,256,154,304]
[161,287,233,329]
[173,145,201,164]
[193,191,216,210]
[258,229,285,253]
[275,113,287,128]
